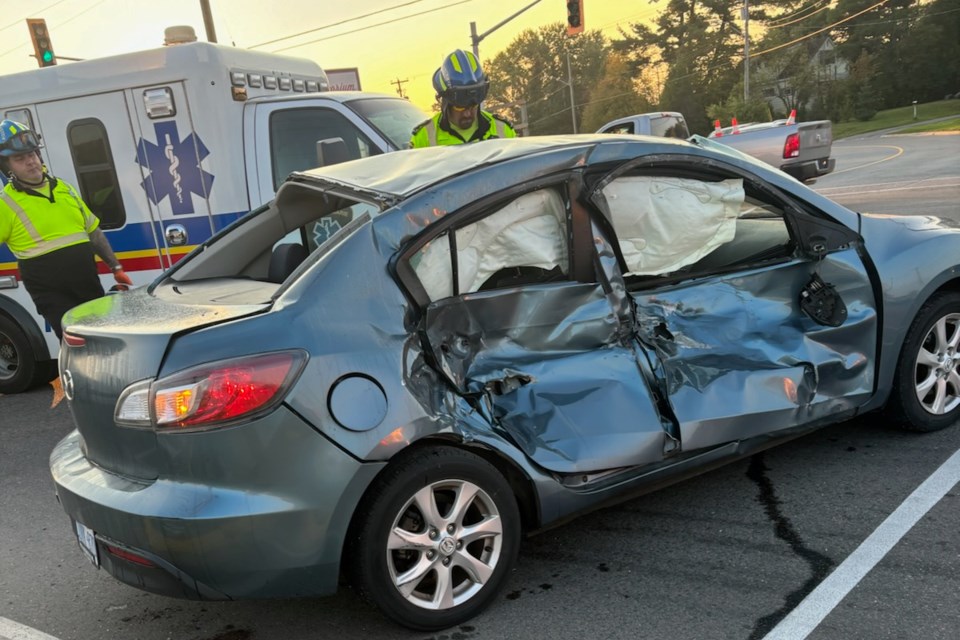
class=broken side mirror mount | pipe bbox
[800,272,847,327]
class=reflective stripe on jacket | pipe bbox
[0,180,98,260]
[410,110,517,148]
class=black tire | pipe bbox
[350,447,520,631]
[889,292,960,432]
[0,314,52,395]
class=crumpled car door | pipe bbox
[421,226,673,475]
[590,167,878,453]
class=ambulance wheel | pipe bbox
[0,314,52,394]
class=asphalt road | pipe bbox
[814,131,960,219]
[2,133,959,640]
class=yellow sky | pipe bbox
[0,0,661,112]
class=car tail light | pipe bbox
[153,351,307,430]
[115,350,307,431]
[783,133,800,159]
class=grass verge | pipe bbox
[833,100,960,139]
[894,117,960,134]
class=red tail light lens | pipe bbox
[153,350,307,431]
[783,133,800,159]
[63,332,86,347]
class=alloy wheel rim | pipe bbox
[386,478,503,610]
[914,313,960,415]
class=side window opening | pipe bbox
[412,189,570,302]
[598,174,793,287]
[269,107,379,190]
[66,119,126,229]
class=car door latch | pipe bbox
[799,272,847,327]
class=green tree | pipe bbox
[895,0,960,102]
[829,0,919,109]
[485,24,607,135]
[848,51,881,121]
[611,0,777,134]
[579,53,654,132]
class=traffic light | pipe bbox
[27,18,56,67]
[566,0,584,36]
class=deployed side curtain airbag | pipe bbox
[415,189,568,299]
[601,176,744,276]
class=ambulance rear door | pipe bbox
[33,91,166,273]
[129,82,221,269]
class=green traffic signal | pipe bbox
[42,50,53,63]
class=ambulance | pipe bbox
[0,39,428,394]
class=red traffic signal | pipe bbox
[566,0,584,36]
[26,18,56,67]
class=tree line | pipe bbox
[483,0,960,135]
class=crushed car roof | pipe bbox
[291,134,698,198]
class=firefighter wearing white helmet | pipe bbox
[410,49,516,148]
[0,119,132,340]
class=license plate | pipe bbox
[74,520,99,567]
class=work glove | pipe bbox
[113,267,133,291]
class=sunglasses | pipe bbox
[449,103,478,112]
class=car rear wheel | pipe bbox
[890,292,960,432]
[0,314,54,395]
[351,446,520,631]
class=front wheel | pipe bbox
[889,292,960,432]
[350,447,521,631]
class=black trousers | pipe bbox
[18,242,105,340]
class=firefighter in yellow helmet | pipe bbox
[410,49,516,148]
[0,120,132,340]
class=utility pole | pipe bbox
[391,77,409,99]
[469,0,541,60]
[742,0,750,101]
[566,50,577,133]
[200,0,217,43]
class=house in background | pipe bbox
[757,36,850,115]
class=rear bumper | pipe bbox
[781,157,836,181]
[50,408,384,600]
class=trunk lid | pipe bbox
[795,121,833,160]
[60,280,273,480]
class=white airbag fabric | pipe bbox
[602,176,744,275]
[415,189,568,300]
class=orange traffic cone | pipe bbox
[731,117,741,134]
[786,109,796,125]
[713,119,723,137]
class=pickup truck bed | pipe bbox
[709,119,835,181]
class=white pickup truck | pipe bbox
[708,117,836,182]
[597,112,690,138]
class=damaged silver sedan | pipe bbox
[51,135,960,630]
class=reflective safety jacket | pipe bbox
[0,178,99,260]
[410,110,517,148]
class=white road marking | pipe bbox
[0,617,61,640]
[762,447,960,640]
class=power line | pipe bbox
[267,0,474,54]
[247,0,431,49]
[750,0,892,59]
[766,2,832,29]
[0,0,74,35]
[766,0,831,28]
[0,0,107,61]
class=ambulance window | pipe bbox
[67,119,126,230]
[4,109,34,130]
[269,107,380,190]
